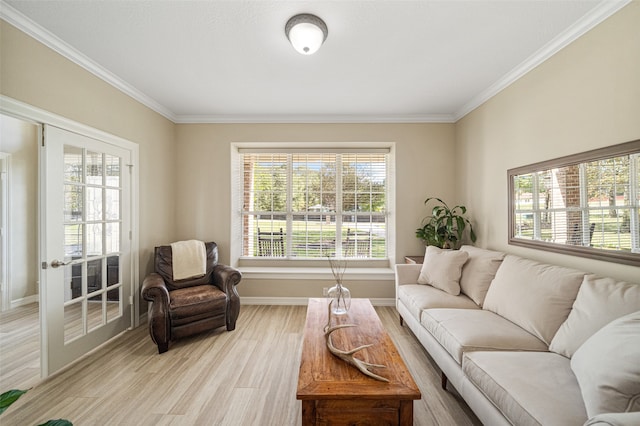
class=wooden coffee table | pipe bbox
[297,298,421,425]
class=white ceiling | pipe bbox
[1,0,629,123]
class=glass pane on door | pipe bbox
[87,294,104,332]
[64,184,83,222]
[64,301,83,344]
[63,146,83,182]
[87,258,102,296]
[86,187,103,221]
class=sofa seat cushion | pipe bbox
[421,309,547,364]
[397,284,479,320]
[463,351,588,426]
[483,254,585,345]
[169,284,227,320]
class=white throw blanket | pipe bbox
[170,240,206,281]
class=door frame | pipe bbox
[0,152,10,312]
[0,95,140,378]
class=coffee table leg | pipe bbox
[301,400,316,425]
[399,400,414,426]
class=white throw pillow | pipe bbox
[417,246,469,296]
[571,311,640,418]
[459,245,505,307]
[550,275,640,358]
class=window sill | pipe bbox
[237,266,395,281]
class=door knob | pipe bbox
[50,259,71,268]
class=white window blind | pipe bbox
[240,150,389,259]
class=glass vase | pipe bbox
[328,283,351,315]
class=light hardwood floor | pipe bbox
[0,303,41,391]
[2,304,480,425]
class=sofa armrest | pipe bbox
[584,412,640,426]
[395,263,422,286]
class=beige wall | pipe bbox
[1,20,177,292]
[456,2,640,283]
[0,114,38,303]
[175,123,456,298]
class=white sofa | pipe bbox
[395,245,640,426]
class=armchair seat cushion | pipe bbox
[169,285,227,320]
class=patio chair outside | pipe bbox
[258,228,285,257]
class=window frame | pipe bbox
[508,139,640,266]
[230,142,396,271]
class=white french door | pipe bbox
[41,125,132,375]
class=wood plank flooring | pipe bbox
[0,303,41,390]
[1,304,480,425]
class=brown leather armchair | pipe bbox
[141,242,241,354]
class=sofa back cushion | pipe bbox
[459,245,505,307]
[483,255,585,345]
[571,311,640,418]
[550,275,640,358]
[417,246,469,295]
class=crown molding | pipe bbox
[0,1,178,122]
[174,113,456,124]
[453,0,631,121]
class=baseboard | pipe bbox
[242,297,395,307]
[10,294,38,309]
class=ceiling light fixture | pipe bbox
[285,13,328,55]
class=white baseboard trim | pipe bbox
[10,294,38,309]
[242,297,395,307]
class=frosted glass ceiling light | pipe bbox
[285,14,328,55]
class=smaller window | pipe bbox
[509,140,640,266]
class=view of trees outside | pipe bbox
[513,154,639,252]
[242,153,387,258]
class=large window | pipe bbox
[238,148,390,260]
[509,140,640,265]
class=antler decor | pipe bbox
[323,301,389,382]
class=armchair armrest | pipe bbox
[141,272,170,353]
[212,264,242,331]
[211,264,242,295]
[395,263,422,286]
[141,272,170,305]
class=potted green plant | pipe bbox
[1,389,72,425]
[415,197,477,249]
